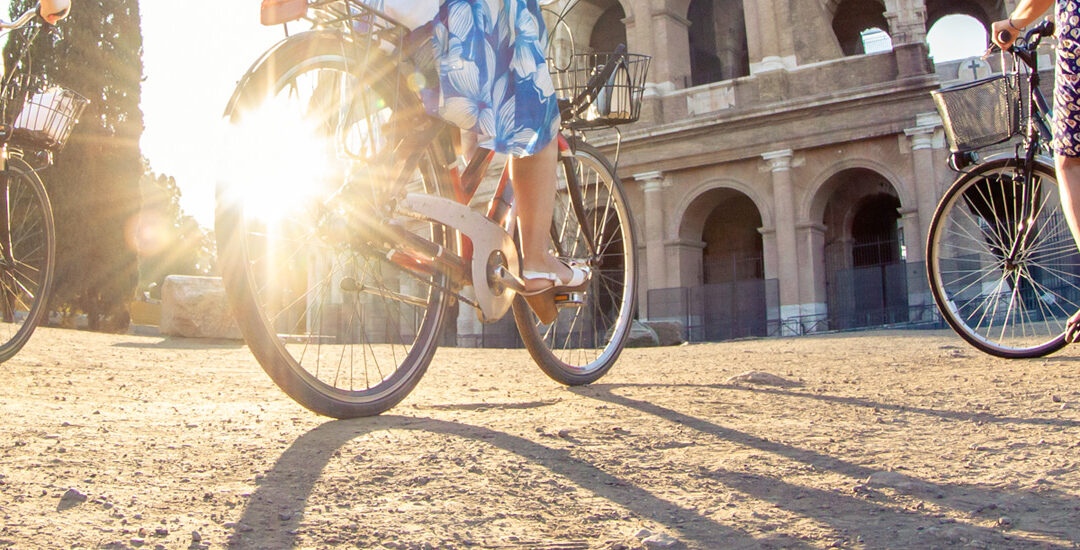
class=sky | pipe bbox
[0,3,990,228]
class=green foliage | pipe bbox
[4,0,143,331]
[137,161,215,299]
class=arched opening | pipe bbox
[589,3,627,53]
[820,169,908,330]
[687,0,749,86]
[832,0,890,56]
[926,14,988,63]
[697,191,766,339]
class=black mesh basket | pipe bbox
[0,75,89,152]
[931,74,1020,153]
[549,51,650,129]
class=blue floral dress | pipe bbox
[1055,0,1080,157]
[430,0,561,157]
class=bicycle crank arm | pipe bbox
[399,193,520,322]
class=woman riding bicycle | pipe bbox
[425,0,590,322]
[993,0,1080,341]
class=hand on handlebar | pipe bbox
[990,19,1018,51]
[39,0,71,25]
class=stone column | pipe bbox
[905,120,940,263]
[762,149,801,325]
[647,5,692,88]
[796,222,827,321]
[745,0,787,73]
[759,227,781,325]
[883,0,928,45]
[635,171,668,314]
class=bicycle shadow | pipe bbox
[636,382,1080,429]
[229,415,794,549]
[569,383,1080,548]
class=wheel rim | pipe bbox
[221,58,447,404]
[930,162,1079,353]
[0,163,51,354]
[522,146,635,373]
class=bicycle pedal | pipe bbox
[553,291,585,308]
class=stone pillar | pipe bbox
[905,118,941,262]
[647,6,692,88]
[745,0,788,73]
[635,171,668,308]
[759,227,781,325]
[667,238,706,288]
[796,222,827,321]
[883,0,928,45]
[762,149,801,326]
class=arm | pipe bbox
[39,0,70,24]
[991,0,1053,48]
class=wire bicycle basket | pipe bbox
[549,51,650,129]
[0,74,88,152]
[931,73,1021,153]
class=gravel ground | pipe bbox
[1,326,1079,549]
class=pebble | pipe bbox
[634,528,652,539]
[997,516,1013,528]
[191,530,202,542]
[642,533,679,549]
[59,488,88,509]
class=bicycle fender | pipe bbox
[223,30,364,119]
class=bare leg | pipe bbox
[1055,153,1080,341]
[509,138,572,293]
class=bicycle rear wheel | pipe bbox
[0,157,53,362]
[513,138,638,384]
[216,32,453,418]
[926,157,1079,358]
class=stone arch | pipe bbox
[670,178,773,240]
[547,0,634,58]
[831,0,890,56]
[802,158,912,224]
[670,179,769,339]
[924,0,1006,33]
[807,165,910,330]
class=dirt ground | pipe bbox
[1,326,1079,549]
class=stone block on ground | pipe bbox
[623,320,659,348]
[642,321,685,346]
[160,275,242,339]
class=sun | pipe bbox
[216,92,340,224]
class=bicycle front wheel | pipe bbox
[216,32,453,418]
[0,157,54,362]
[927,157,1080,358]
[514,138,638,384]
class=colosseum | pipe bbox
[468,0,1033,344]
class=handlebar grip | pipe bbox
[997,29,1012,45]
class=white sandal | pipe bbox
[520,260,591,324]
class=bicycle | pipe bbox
[0,4,87,362]
[926,20,1080,358]
[215,0,649,418]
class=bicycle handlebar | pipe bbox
[0,4,40,31]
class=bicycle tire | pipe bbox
[513,138,638,384]
[0,157,54,362]
[216,31,453,418]
[926,156,1078,358]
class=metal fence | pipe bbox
[647,260,943,343]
